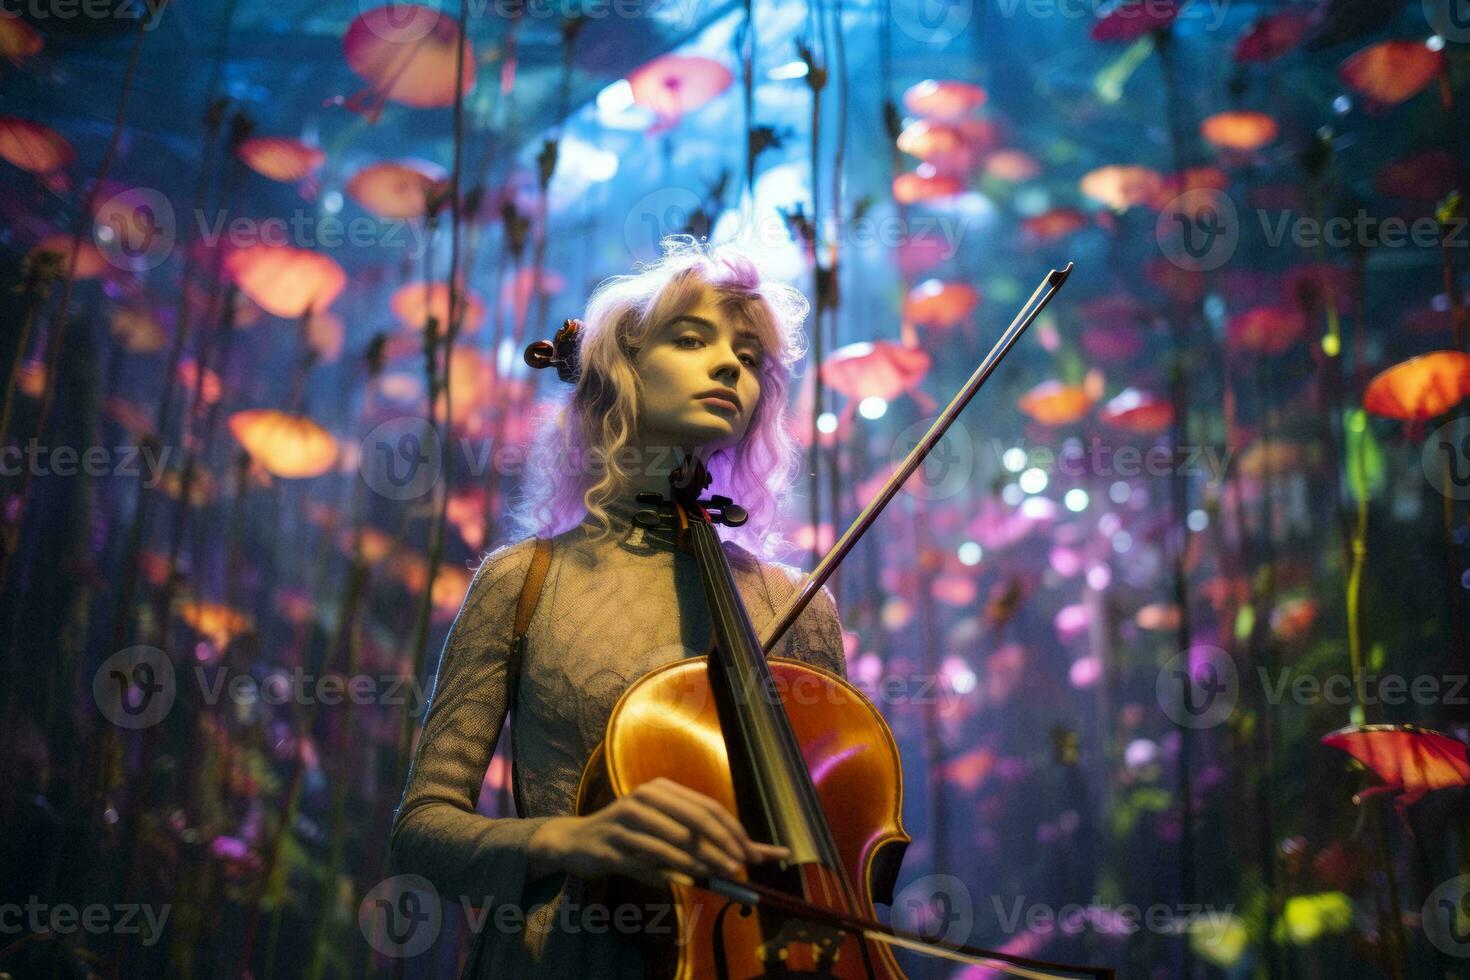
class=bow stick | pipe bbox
[722,261,1104,979]
[658,866,1113,979]
[759,263,1073,654]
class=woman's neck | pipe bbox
[621,442,717,503]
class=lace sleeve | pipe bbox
[762,559,850,681]
[388,536,555,905]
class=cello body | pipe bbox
[575,656,912,979]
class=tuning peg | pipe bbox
[634,510,665,530]
[523,339,556,370]
[704,496,748,527]
[636,492,667,506]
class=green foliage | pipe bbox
[1111,786,1173,839]
[1345,410,1385,501]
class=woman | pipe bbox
[389,236,852,976]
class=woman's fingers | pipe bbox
[617,778,797,877]
[618,798,744,875]
[637,780,752,867]
[615,827,721,881]
[649,779,785,865]
[749,841,793,862]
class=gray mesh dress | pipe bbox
[389,492,850,977]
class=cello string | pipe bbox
[675,491,875,975]
[688,512,861,905]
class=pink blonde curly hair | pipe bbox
[506,235,812,559]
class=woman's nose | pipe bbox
[712,348,742,382]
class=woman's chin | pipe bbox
[676,421,741,452]
[638,419,743,457]
[697,427,744,453]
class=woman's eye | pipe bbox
[676,333,760,367]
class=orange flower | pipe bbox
[1339,40,1441,106]
[1100,388,1172,432]
[345,159,446,218]
[1017,380,1093,426]
[1200,110,1278,151]
[893,169,965,204]
[902,79,987,120]
[229,409,339,478]
[1321,725,1470,806]
[237,137,325,183]
[627,55,733,121]
[1362,351,1470,421]
[389,281,485,335]
[1021,209,1089,242]
[903,280,979,328]
[179,600,254,650]
[225,244,345,319]
[820,341,931,401]
[1079,165,1163,211]
[1225,306,1306,355]
[343,6,474,110]
[0,116,72,173]
[29,233,107,279]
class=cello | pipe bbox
[529,265,1111,979]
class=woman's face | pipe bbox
[631,284,765,455]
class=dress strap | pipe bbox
[507,536,552,818]
[513,536,553,637]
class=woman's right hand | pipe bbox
[529,777,791,887]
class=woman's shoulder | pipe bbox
[476,534,541,574]
[461,535,543,611]
[723,540,835,609]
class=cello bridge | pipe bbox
[757,918,843,972]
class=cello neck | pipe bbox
[682,514,843,871]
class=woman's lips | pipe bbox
[697,395,739,414]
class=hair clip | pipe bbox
[523,318,583,384]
